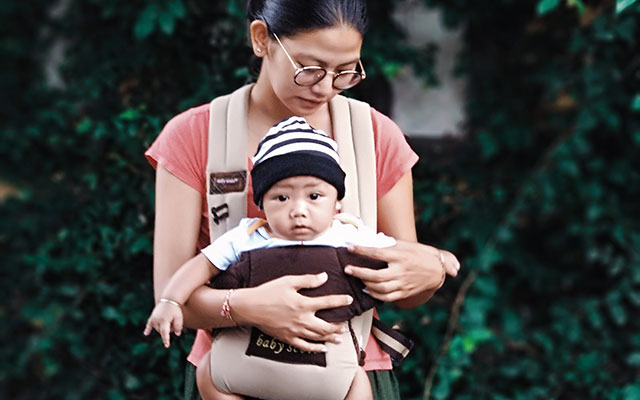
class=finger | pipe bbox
[173,314,183,336]
[298,327,345,344]
[344,265,392,283]
[348,244,395,262]
[143,321,152,336]
[160,323,171,348]
[288,337,328,354]
[451,256,461,275]
[300,318,347,338]
[307,293,353,312]
[288,272,329,290]
[363,279,402,295]
[442,251,460,277]
[365,286,405,303]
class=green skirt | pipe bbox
[184,363,401,400]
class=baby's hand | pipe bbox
[143,300,183,348]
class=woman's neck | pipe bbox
[250,77,294,124]
[249,77,332,131]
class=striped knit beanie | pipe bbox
[251,116,346,207]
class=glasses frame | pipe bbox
[272,32,366,90]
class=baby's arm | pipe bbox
[144,253,220,347]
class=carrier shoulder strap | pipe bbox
[329,96,414,361]
[329,95,377,229]
[205,84,252,243]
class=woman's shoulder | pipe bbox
[153,103,211,150]
[144,103,212,194]
[368,106,403,135]
[164,103,210,132]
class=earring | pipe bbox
[256,48,262,53]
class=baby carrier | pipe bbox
[205,84,411,399]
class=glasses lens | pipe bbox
[295,68,326,86]
[333,72,362,90]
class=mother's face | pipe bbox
[260,25,364,116]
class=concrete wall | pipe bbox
[391,2,466,138]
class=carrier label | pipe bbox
[245,328,326,367]
[209,171,247,194]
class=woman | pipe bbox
[145,1,460,399]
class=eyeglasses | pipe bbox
[272,32,366,90]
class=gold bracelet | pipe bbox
[159,298,181,308]
[220,289,237,325]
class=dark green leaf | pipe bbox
[157,12,176,35]
[616,0,638,14]
[134,5,158,40]
[626,353,640,367]
[631,94,640,111]
[537,0,561,15]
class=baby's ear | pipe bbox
[334,201,342,213]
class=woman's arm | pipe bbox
[152,165,202,300]
[152,166,230,328]
[346,171,460,308]
[153,166,351,350]
[376,170,418,241]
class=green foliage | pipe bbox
[1,0,638,399]
[408,0,640,399]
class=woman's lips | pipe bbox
[299,97,323,107]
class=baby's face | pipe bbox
[262,176,341,241]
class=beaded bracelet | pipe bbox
[220,289,237,325]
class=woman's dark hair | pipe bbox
[246,0,368,37]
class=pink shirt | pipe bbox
[145,102,418,371]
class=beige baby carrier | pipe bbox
[204,84,410,399]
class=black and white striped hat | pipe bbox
[251,116,346,206]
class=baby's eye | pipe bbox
[309,193,320,200]
[277,195,288,202]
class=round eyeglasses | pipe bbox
[273,33,366,90]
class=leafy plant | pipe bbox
[1,0,638,399]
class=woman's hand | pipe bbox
[230,272,354,353]
[344,240,460,308]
